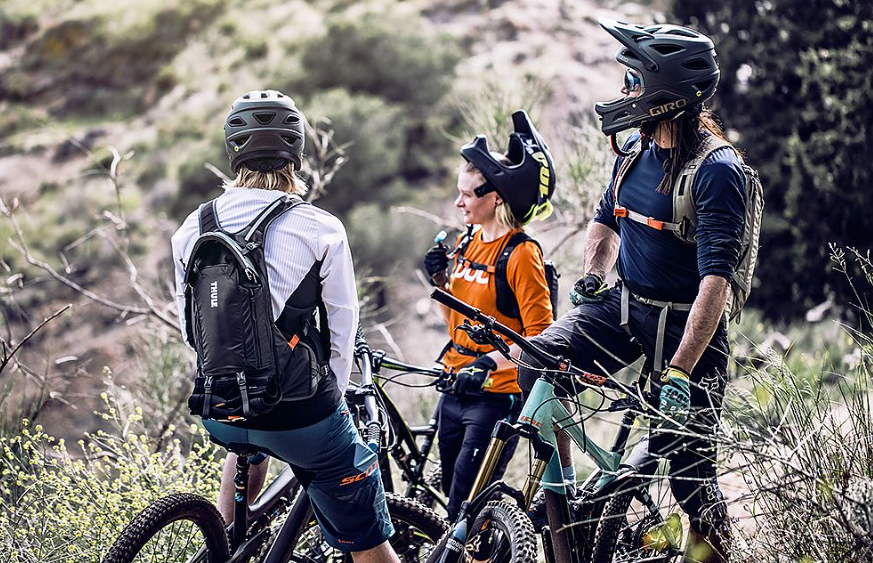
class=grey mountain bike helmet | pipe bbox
[460,110,556,225]
[594,18,720,136]
[224,90,305,173]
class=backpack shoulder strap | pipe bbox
[672,135,736,243]
[198,200,221,234]
[494,231,540,320]
[242,195,308,245]
[612,138,644,204]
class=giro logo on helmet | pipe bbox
[649,99,688,117]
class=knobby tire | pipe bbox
[103,493,230,563]
[425,500,537,563]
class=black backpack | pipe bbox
[183,196,331,422]
[456,231,560,322]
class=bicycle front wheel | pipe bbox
[103,493,230,563]
[292,493,448,563]
[426,500,537,563]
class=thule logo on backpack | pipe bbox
[210,281,218,308]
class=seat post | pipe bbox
[232,454,251,548]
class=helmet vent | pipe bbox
[664,28,698,38]
[228,116,247,127]
[683,58,711,70]
[232,135,250,147]
[280,135,298,146]
[695,79,716,93]
[260,92,269,99]
[652,43,684,55]
[242,93,251,99]
[283,114,300,125]
[621,49,640,60]
[254,112,276,125]
[649,97,673,107]
[615,111,630,119]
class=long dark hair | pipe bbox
[655,107,735,195]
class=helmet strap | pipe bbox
[473,180,498,198]
[609,134,632,157]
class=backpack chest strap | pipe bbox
[457,256,496,274]
[614,206,686,234]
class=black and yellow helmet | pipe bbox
[460,110,556,225]
[594,18,720,136]
[224,90,305,173]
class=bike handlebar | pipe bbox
[430,288,619,390]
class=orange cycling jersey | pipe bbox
[443,229,553,394]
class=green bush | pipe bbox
[0,375,223,562]
[298,11,461,107]
[305,89,409,215]
[0,0,228,116]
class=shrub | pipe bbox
[298,10,461,107]
[0,0,228,116]
[0,374,223,562]
[304,89,409,215]
[723,248,873,561]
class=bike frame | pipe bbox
[429,288,667,563]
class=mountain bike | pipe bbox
[425,288,687,563]
[103,328,448,563]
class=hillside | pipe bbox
[0,0,658,439]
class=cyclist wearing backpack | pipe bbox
[423,111,557,520]
[172,90,399,563]
[518,20,761,563]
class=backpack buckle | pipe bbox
[614,207,629,218]
[646,218,664,230]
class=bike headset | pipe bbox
[224,89,305,173]
[594,18,720,156]
[459,110,557,226]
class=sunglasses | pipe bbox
[624,69,642,92]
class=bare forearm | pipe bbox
[583,222,620,279]
[670,275,728,373]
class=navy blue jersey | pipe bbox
[594,132,746,303]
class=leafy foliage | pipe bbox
[0,0,228,116]
[670,0,873,320]
[0,374,223,562]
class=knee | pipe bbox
[518,351,543,396]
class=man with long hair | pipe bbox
[519,19,746,563]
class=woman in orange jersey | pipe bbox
[422,111,557,519]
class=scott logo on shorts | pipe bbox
[339,459,378,486]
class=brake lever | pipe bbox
[458,320,511,358]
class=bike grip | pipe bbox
[366,421,381,451]
[430,288,480,319]
[355,324,367,349]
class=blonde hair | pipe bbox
[223,164,308,196]
[461,156,524,231]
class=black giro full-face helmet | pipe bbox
[594,18,720,136]
[224,90,305,173]
[460,110,556,225]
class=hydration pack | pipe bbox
[183,196,331,422]
[612,135,764,322]
[456,231,560,322]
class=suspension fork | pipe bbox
[466,420,518,503]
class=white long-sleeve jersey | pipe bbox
[171,187,359,394]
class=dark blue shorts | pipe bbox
[203,401,394,552]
